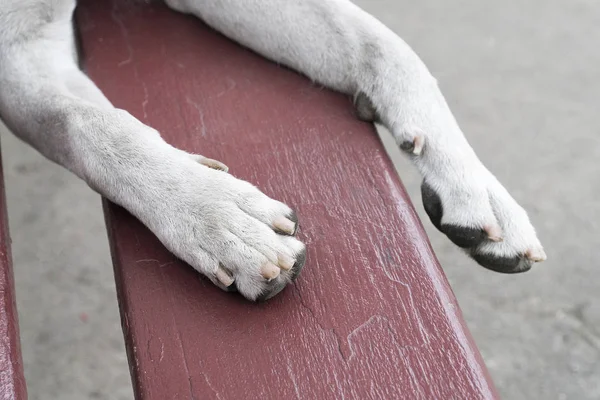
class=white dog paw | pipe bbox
[144,153,306,300]
[420,172,546,273]
[354,78,546,273]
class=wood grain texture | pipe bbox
[0,148,27,400]
[77,1,499,399]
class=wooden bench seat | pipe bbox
[77,0,499,398]
[0,150,27,400]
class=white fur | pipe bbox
[0,0,545,300]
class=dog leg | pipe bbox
[0,0,306,300]
[165,0,546,272]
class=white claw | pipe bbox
[526,248,547,262]
[190,154,229,172]
[215,267,234,287]
[412,135,425,155]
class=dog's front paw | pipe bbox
[420,171,546,273]
[141,153,306,301]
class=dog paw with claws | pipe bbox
[420,174,546,273]
[354,81,546,274]
[138,150,306,301]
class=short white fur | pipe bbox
[0,0,546,300]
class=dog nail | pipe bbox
[215,267,234,287]
[412,135,425,155]
[278,254,295,271]
[400,134,425,155]
[484,225,503,242]
[198,157,229,172]
[273,216,296,235]
[261,262,280,280]
[526,248,547,262]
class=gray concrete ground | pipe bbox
[1,0,598,399]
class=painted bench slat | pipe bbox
[0,149,27,400]
[77,1,498,399]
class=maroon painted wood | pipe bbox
[0,148,27,400]
[77,1,499,399]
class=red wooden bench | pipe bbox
[76,1,499,398]
[0,151,27,400]
[0,0,498,398]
